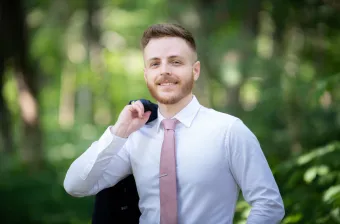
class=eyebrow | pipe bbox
[147,55,184,62]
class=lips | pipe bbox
[156,76,179,87]
[159,82,177,86]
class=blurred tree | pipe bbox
[0,0,42,167]
[0,0,340,223]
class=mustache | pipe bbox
[156,75,179,84]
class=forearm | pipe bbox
[63,126,130,197]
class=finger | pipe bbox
[128,100,135,110]
[134,101,145,117]
[130,100,143,118]
[142,111,151,121]
[128,103,139,115]
[131,103,143,118]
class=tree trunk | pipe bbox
[0,56,14,154]
[15,70,43,166]
[15,0,42,164]
[192,0,260,115]
[75,0,102,124]
[59,65,76,129]
[228,0,260,115]
[0,0,43,166]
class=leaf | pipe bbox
[304,166,317,183]
[323,185,340,203]
[297,144,336,165]
[282,213,303,224]
[317,165,329,176]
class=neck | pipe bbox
[158,94,193,119]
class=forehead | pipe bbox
[143,37,193,60]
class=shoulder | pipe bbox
[197,106,240,129]
[198,106,256,140]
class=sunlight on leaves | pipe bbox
[31,27,59,59]
[2,1,340,223]
[102,51,126,74]
[60,143,77,159]
[94,107,112,126]
[240,80,261,111]
[304,165,329,183]
[304,166,317,183]
[221,51,242,87]
[235,200,250,224]
[211,82,226,106]
[122,50,144,76]
[180,7,200,29]
[67,43,86,64]
[317,165,330,176]
[101,31,127,52]
[330,208,340,222]
[297,144,336,165]
[102,8,148,30]
[323,185,340,203]
[48,144,77,161]
[283,213,303,223]
[257,11,275,59]
[27,8,45,28]
[81,124,98,141]
[3,72,19,115]
[299,62,315,82]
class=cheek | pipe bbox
[177,67,193,80]
[145,72,158,84]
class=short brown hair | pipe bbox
[140,23,196,52]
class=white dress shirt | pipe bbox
[64,95,285,224]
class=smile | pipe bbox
[159,82,177,86]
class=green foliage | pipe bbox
[233,142,340,224]
[276,142,340,223]
[0,158,93,224]
[1,0,340,223]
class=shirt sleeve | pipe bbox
[226,119,285,224]
[63,126,133,197]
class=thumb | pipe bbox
[142,111,152,121]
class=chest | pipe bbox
[130,127,228,189]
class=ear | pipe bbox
[192,61,200,81]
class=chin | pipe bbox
[147,81,193,105]
[155,93,180,105]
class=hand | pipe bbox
[111,100,152,138]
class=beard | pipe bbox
[147,74,194,105]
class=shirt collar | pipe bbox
[155,95,201,132]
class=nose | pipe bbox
[160,62,171,75]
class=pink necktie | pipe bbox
[160,119,179,224]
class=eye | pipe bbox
[150,62,159,67]
[172,61,181,65]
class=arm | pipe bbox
[227,119,285,224]
[63,126,132,197]
[64,99,152,197]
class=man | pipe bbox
[64,23,285,223]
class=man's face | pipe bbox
[143,37,200,105]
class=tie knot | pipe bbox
[162,119,178,130]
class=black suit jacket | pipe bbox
[92,99,158,224]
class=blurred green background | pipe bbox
[1,0,340,223]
